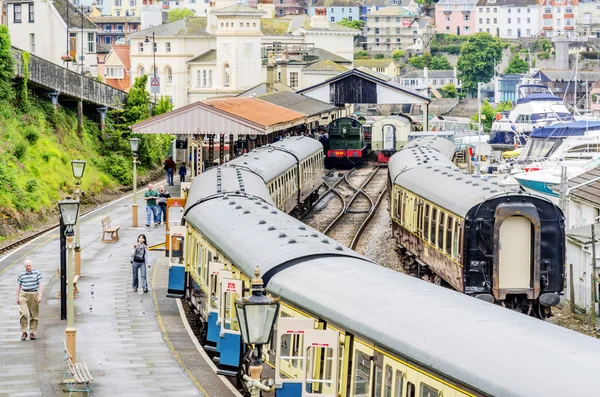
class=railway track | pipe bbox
[304,166,387,250]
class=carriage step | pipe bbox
[346,210,370,214]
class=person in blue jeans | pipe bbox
[163,156,176,186]
[144,184,159,227]
[130,234,151,293]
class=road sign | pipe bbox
[150,76,160,94]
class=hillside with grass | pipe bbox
[0,27,172,240]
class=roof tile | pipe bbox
[203,97,305,127]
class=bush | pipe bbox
[581,51,600,59]
[537,52,550,60]
[392,50,406,61]
[13,140,27,160]
[444,44,462,55]
[22,125,39,144]
[25,178,37,193]
[354,50,370,59]
[103,154,132,185]
[374,53,385,59]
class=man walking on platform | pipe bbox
[16,260,44,341]
[163,156,176,186]
[144,184,159,227]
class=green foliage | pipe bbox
[168,8,194,22]
[336,18,364,30]
[19,51,30,110]
[13,139,27,160]
[408,52,432,69]
[392,50,406,62]
[0,25,15,101]
[580,51,600,60]
[537,52,550,60]
[354,50,370,59]
[504,55,529,74]
[374,53,385,59]
[23,125,39,144]
[440,83,457,98]
[155,96,174,116]
[429,55,452,70]
[470,100,512,132]
[434,33,467,44]
[457,32,504,94]
[97,74,103,83]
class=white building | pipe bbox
[398,67,461,95]
[129,4,357,108]
[578,1,600,38]
[475,0,541,38]
[6,0,100,76]
[566,223,600,314]
[538,0,578,37]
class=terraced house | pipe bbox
[475,0,540,38]
[364,6,433,54]
[435,0,478,35]
[538,0,578,37]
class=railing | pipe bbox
[12,47,127,108]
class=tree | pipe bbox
[354,50,370,60]
[504,55,529,74]
[168,8,194,22]
[408,52,432,69]
[440,83,457,98]
[429,55,452,70]
[0,25,15,101]
[336,18,364,30]
[457,32,504,94]
[470,100,512,132]
[392,50,406,62]
[374,53,385,59]
[155,96,174,116]
[123,75,151,124]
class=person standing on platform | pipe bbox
[16,260,44,341]
[130,234,151,293]
[157,185,171,225]
[163,156,176,186]
[144,184,159,227]
[179,163,187,183]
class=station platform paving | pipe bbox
[0,180,239,397]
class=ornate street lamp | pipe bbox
[58,198,80,362]
[70,160,86,277]
[130,137,140,227]
[235,267,279,397]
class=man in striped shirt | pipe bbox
[16,260,44,341]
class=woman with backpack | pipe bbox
[130,234,151,293]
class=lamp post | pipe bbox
[58,198,80,361]
[235,267,279,397]
[144,32,157,111]
[71,160,86,277]
[130,137,140,227]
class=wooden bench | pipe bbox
[62,343,94,396]
[101,216,120,243]
[56,268,79,299]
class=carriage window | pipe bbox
[420,383,438,397]
[402,193,408,226]
[197,243,202,277]
[424,204,430,241]
[438,213,445,250]
[446,216,453,255]
[394,370,403,397]
[453,221,461,259]
[384,365,392,397]
[431,208,437,246]
[406,382,415,397]
[352,351,371,396]
[374,366,382,397]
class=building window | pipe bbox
[106,67,124,79]
[486,18,490,24]
[14,4,21,23]
[386,16,390,22]
[103,36,112,44]
[557,7,561,13]
[115,0,122,6]
[544,7,551,14]
[517,18,520,23]
[544,18,552,26]
[493,7,497,12]
[526,29,531,36]
[479,18,482,24]
[507,29,512,36]
[464,26,470,32]
[486,7,489,12]
[166,42,171,52]
[330,16,334,22]
[375,17,379,22]
[478,7,482,12]
[130,0,136,6]
[290,72,298,88]
[224,63,230,87]
[527,8,530,13]
[208,70,212,87]
[493,18,497,23]
[464,14,469,21]
[446,16,450,22]
[508,8,511,13]
[202,70,207,86]
[153,42,157,52]
[507,18,511,23]
[138,42,144,52]
[566,7,573,13]
[446,26,450,32]
[396,17,400,22]
[348,16,352,21]
[29,33,35,53]
[527,18,530,23]
[116,10,120,16]
[138,66,145,77]
[166,67,172,84]
[196,70,201,87]
[565,18,572,26]
[28,4,34,22]
[376,67,385,73]
[341,7,344,12]
[87,33,95,52]
[557,18,561,27]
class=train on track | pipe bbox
[326,117,371,165]
[166,135,600,397]
[388,136,566,318]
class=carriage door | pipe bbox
[303,329,339,397]
[383,124,396,151]
[205,261,228,352]
[276,318,314,397]
[498,216,532,291]
[167,226,186,298]
[217,277,242,374]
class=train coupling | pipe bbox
[539,292,560,307]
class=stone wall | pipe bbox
[12,47,127,108]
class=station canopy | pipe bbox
[131,97,307,136]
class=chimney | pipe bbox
[267,51,276,94]
[310,8,329,29]
[280,49,288,86]
[453,66,457,79]
[423,66,428,81]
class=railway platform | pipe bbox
[0,180,239,397]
